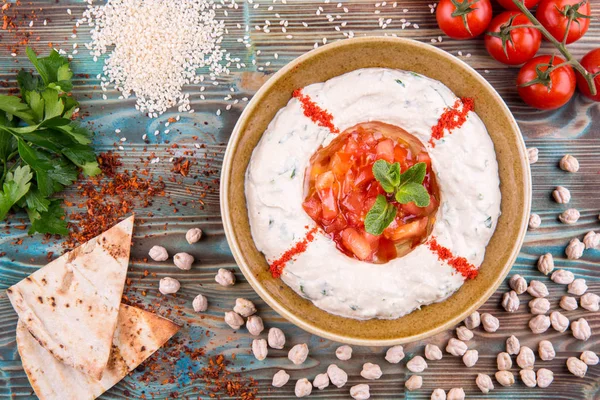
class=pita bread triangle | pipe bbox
[17,303,181,400]
[7,215,134,380]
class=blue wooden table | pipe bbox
[1,0,599,398]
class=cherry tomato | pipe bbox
[516,55,576,109]
[576,48,600,101]
[496,0,540,10]
[536,0,591,44]
[485,12,541,65]
[436,0,493,40]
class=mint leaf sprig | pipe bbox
[364,160,431,235]
[0,47,100,235]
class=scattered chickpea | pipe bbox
[571,318,592,341]
[446,338,467,357]
[527,147,539,164]
[528,213,541,229]
[456,326,473,341]
[520,369,537,388]
[502,290,520,312]
[552,186,571,203]
[559,154,579,172]
[224,311,244,330]
[425,344,443,360]
[497,352,512,371]
[509,274,527,294]
[288,343,309,365]
[464,311,481,329]
[192,294,208,312]
[552,269,575,284]
[185,227,203,244]
[159,277,180,295]
[336,345,352,361]
[407,356,428,373]
[517,346,535,369]
[272,370,290,387]
[173,252,194,270]
[581,293,600,311]
[565,238,584,260]
[529,298,550,315]
[234,298,257,317]
[583,231,600,249]
[567,357,587,378]
[481,313,500,332]
[294,378,312,398]
[506,335,520,355]
[495,371,515,387]
[252,339,268,361]
[537,368,554,388]
[580,351,599,366]
[529,315,551,334]
[447,387,465,400]
[215,268,236,286]
[246,315,264,336]
[405,375,423,391]
[537,253,554,275]
[327,364,348,388]
[312,373,329,390]
[538,340,555,361]
[350,384,370,400]
[462,349,478,367]
[431,388,447,400]
[385,345,405,364]
[528,280,549,298]
[149,245,169,261]
[559,208,580,224]
[560,295,578,311]
[550,310,569,333]
[268,327,286,349]
[568,279,588,296]
[476,373,494,394]
[360,363,383,380]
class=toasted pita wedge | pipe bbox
[17,303,180,400]
[7,216,134,380]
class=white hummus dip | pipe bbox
[245,68,501,320]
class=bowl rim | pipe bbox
[220,36,531,346]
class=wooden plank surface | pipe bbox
[1,0,600,398]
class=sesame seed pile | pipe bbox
[79,0,230,117]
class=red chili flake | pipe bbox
[292,89,340,134]
[429,97,475,147]
[428,236,478,279]
[269,227,319,278]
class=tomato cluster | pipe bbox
[436,0,599,109]
[302,122,439,264]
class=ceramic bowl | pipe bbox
[221,37,531,345]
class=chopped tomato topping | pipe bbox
[302,121,440,263]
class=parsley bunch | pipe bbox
[0,48,100,235]
[364,160,431,235]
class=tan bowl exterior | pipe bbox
[221,37,531,346]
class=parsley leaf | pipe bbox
[0,47,100,235]
[364,194,397,235]
[0,165,33,220]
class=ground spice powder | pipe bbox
[269,226,318,278]
[292,88,340,134]
[64,151,165,248]
[428,236,478,279]
[429,97,475,147]
[200,355,258,399]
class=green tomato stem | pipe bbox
[511,0,597,96]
